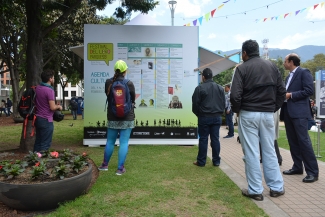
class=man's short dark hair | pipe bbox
[41,69,54,83]
[288,54,300,66]
[202,68,213,79]
[225,84,230,88]
[242,39,260,57]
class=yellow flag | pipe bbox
[205,12,210,22]
[218,4,224,10]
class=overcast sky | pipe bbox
[97,0,325,52]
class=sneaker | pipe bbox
[241,189,264,201]
[223,135,234,139]
[98,164,108,171]
[270,189,285,197]
[116,168,126,175]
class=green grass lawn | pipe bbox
[234,125,325,162]
[0,114,268,217]
[278,126,325,161]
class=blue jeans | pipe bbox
[72,110,77,120]
[197,116,222,166]
[6,107,12,116]
[34,117,54,152]
[225,111,234,137]
[103,128,132,170]
[238,110,284,194]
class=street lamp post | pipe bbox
[168,1,177,26]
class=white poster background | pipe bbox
[84,25,199,146]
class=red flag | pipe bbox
[284,13,289,18]
[314,4,319,9]
[263,18,267,22]
[211,9,216,18]
[168,87,173,95]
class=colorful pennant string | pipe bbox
[256,2,324,23]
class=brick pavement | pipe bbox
[206,126,325,217]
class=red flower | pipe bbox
[0,165,3,170]
[82,152,87,156]
[35,162,40,167]
[50,151,59,158]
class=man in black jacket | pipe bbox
[192,68,225,167]
[230,39,286,201]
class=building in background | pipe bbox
[55,74,83,110]
[0,63,10,102]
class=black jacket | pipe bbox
[230,56,286,113]
[105,75,135,121]
[192,79,225,117]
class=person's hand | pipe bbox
[57,105,62,111]
[286,92,292,100]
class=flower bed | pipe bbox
[0,149,89,184]
[0,149,94,211]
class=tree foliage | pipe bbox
[213,67,235,86]
[0,0,159,152]
[270,57,286,81]
[301,53,325,79]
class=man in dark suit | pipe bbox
[281,53,319,183]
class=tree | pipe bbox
[19,0,159,152]
[213,67,234,86]
[0,0,28,118]
[301,53,325,79]
[270,57,287,81]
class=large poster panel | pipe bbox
[84,25,199,146]
[315,70,325,118]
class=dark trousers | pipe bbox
[197,116,222,166]
[72,110,77,120]
[225,111,234,137]
[34,117,54,152]
[283,104,319,176]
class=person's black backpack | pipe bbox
[18,86,37,138]
[70,100,78,110]
[18,86,36,119]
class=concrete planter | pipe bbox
[0,164,92,211]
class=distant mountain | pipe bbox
[217,45,325,62]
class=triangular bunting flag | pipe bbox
[321,2,324,8]
[193,20,197,26]
[223,0,230,3]
[275,16,278,20]
[308,6,313,11]
[284,13,289,18]
[314,4,319,9]
[263,18,267,22]
[205,12,210,22]
[198,16,203,25]
[186,23,191,26]
[295,10,300,15]
[211,9,216,18]
[218,4,224,10]
[271,17,274,20]
[300,8,306,13]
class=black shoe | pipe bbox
[213,163,220,167]
[279,161,282,166]
[241,189,264,201]
[223,135,234,139]
[270,189,285,197]
[302,175,318,183]
[283,169,303,175]
[193,161,205,167]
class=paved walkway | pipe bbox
[207,126,325,217]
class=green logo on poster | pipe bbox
[87,43,113,65]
